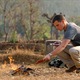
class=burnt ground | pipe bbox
[0,50,80,80]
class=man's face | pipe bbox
[53,20,64,31]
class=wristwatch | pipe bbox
[49,52,52,56]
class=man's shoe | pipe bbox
[76,68,80,73]
[66,66,77,72]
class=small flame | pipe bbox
[8,56,18,70]
[8,56,14,64]
[11,63,18,70]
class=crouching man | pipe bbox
[43,14,80,73]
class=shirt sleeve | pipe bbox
[64,26,77,40]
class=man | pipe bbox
[43,14,80,73]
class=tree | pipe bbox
[42,13,59,39]
[0,0,18,41]
[0,0,50,42]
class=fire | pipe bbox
[8,56,14,64]
[11,63,18,70]
[8,56,18,70]
[7,56,33,75]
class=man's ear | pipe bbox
[61,20,65,23]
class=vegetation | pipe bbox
[0,0,80,42]
[0,0,51,42]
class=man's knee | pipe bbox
[69,47,79,55]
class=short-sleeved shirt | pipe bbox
[64,22,80,46]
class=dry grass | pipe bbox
[0,50,80,80]
[0,49,43,64]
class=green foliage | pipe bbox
[42,25,51,39]
[9,31,18,43]
[32,24,51,40]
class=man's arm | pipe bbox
[51,39,70,56]
[43,39,71,60]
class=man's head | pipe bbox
[52,14,67,31]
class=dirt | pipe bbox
[0,50,80,80]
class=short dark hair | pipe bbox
[52,14,65,25]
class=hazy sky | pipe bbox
[40,0,80,17]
